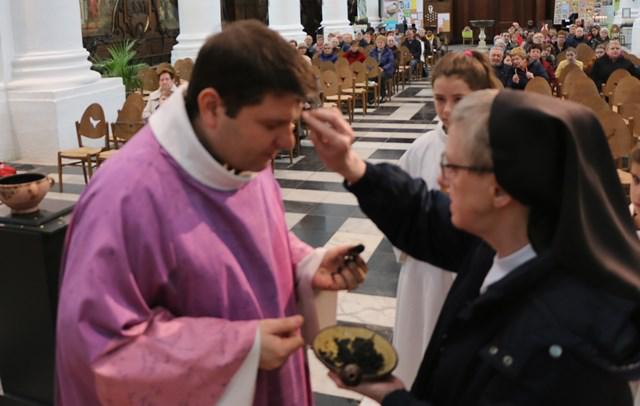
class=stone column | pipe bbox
[0,0,17,162]
[7,0,124,163]
[322,0,353,36]
[366,0,382,27]
[171,0,222,63]
[632,18,640,56]
[269,0,307,42]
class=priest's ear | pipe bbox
[196,87,225,129]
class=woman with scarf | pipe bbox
[303,90,640,405]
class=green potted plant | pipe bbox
[92,40,148,94]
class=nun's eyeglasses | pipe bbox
[440,153,493,180]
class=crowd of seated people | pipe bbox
[488,20,640,91]
[302,26,445,103]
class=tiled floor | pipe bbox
[8,79,436,405]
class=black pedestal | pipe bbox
[0,199,73,405]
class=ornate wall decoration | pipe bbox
[80,0,179,64]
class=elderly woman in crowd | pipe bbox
[370,35,395,102]
[318,42,338,63]
[142,63,178,121]
[303,89,640,406]
[507,46,548,90]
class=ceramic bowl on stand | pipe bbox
[0,173,55,215]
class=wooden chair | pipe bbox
[351,61,376,107]
[576,43,595,64]
[560,69,589,99]
[97,120,145,164]
[335,57,350,73]
[611,77,640,141]
[317,60,336,72]
[556,50,567,65]
[57,103,109,192]
[336,63,367,115]
[612,76,640,108]
[320,70,353,123]
[138,68,158,97]
[624,53,640,66]
[461,26,473,45]
[394,47,412,90]
[524,77,552,96]
[603,69,631,105]
[572,93,610,114]
[120,93,144,120]
[565,75,601,102]
[174,58,193,82]
[596,110,637,163]
[363,57,382,107]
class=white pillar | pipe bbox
[269,0,307,42]
[366,0,382,27]
[322,0,353,36]
[7,0,124,163]
[171,0,222,63]
[0,0,17,161]
[632,18,640,56]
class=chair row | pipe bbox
[57,94,145,192]
[523,66,640,191]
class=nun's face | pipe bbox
[439,124,496,235]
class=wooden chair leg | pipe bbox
[362,93,367,115]
[57,153,64,193]
[81,161,88,184]
[87,156,95,179]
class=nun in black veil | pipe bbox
[303,89,640,405]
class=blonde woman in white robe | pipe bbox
[392,50,502,385]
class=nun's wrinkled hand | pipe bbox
[328,371,406,403]
[302,108,367,184]
[312,245,368,291]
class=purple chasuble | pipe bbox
[55,126,313,405]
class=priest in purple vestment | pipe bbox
[55,21,367,406]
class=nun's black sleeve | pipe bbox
[344,162,476,272]
[382,390,430,406]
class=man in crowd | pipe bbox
[489,46,510,87]
[567,26,587,47]
[402,29,423,77]
[555,30,569,54]
[528,44,556,85]
[591,39,640,90]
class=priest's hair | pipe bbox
[450,89,499,169]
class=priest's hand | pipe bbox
[302,108,367,184]
[259,315,304,370]
[328,371,406,403]
[312,245,368,291]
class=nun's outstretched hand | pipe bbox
[302,108,367,184]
